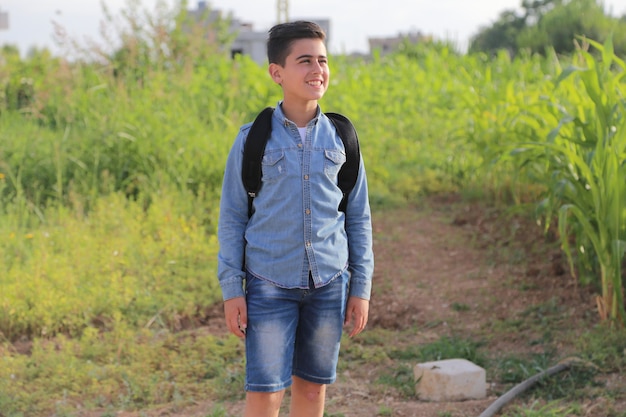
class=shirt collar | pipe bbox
[275,101,321,127]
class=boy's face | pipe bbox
[269,38,329,105]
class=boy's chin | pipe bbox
[309,91,327,100]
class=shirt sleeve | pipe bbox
[217,127,250,300]
[344,156,375,300]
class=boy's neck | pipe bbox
[281,100,318,128]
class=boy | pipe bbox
[217,20,374,417]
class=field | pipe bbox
[99,197,626,417]
[0,12,625,416]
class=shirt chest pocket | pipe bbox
[261,150,286,182]
[324,149,346,178]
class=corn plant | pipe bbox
[512,37,626,326]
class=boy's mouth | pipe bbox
[307,80,323,87]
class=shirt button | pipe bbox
[298,143,303,148]
[305,209,311,215]
[306,241,311,247]
[304,174,309,180]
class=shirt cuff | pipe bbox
[349,276,372,300]
[220,276,245,300]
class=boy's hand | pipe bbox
[345,296,369,338]
[224,297,247,338]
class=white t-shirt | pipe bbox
[297,126,307,141]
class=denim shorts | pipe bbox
[244,271,349,392]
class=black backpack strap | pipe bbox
[325,112,361,213]
[242,107,274,218]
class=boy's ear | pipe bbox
[268,63,282,85]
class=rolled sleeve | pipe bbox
[348,273,372,300]
[219,274,246,300]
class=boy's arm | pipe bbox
[344,157,374,300]
[217,128,250,300]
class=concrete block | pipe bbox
[414,358,487,401]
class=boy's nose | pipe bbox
[312,61,324,73]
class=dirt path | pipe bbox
[119,197,616,417]
[320,199,583,417]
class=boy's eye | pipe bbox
[298,58,327,65]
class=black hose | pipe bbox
[478,359,577,417]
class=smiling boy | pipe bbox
[217,21,374,417]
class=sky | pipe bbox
[1,0,625,56]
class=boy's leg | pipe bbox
[244,390,286,417]
[244,276,299,415]
[289,376,326,417]
[290,271,349,417]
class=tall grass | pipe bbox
[1,9,624,341]
[0,188,222,341]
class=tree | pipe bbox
[468,0,563,55]
[468,0,626,56]
[469,10,525,55]
[521,0,563,24]
[518,0,625,55]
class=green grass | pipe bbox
[504,401,584,417]
[493,352,599,398]
[376,364,416,398]
[387,335,486,366]
[0,328,245,415]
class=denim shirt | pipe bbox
[217,103,374,301]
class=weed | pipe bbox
[377,405,393,416]
[451,302,471,312]
[339,334,391,366]
[388,335,486,367]
[376,364,416,398]
[357,327,397,346]
[574,325,626,372]
[505,400,583,416]
[205,405,231,417]
[494,352,600,401]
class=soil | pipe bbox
[114,195,625,417]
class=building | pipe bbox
[228,22,268,64]
[188,1,331,65]
[0,8,8,30]
[368,31,431,55]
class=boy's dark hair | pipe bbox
[267,21,326,66]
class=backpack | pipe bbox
[242,107,360,218]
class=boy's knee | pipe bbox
[305,388,323,402]
[293,378,325,402]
